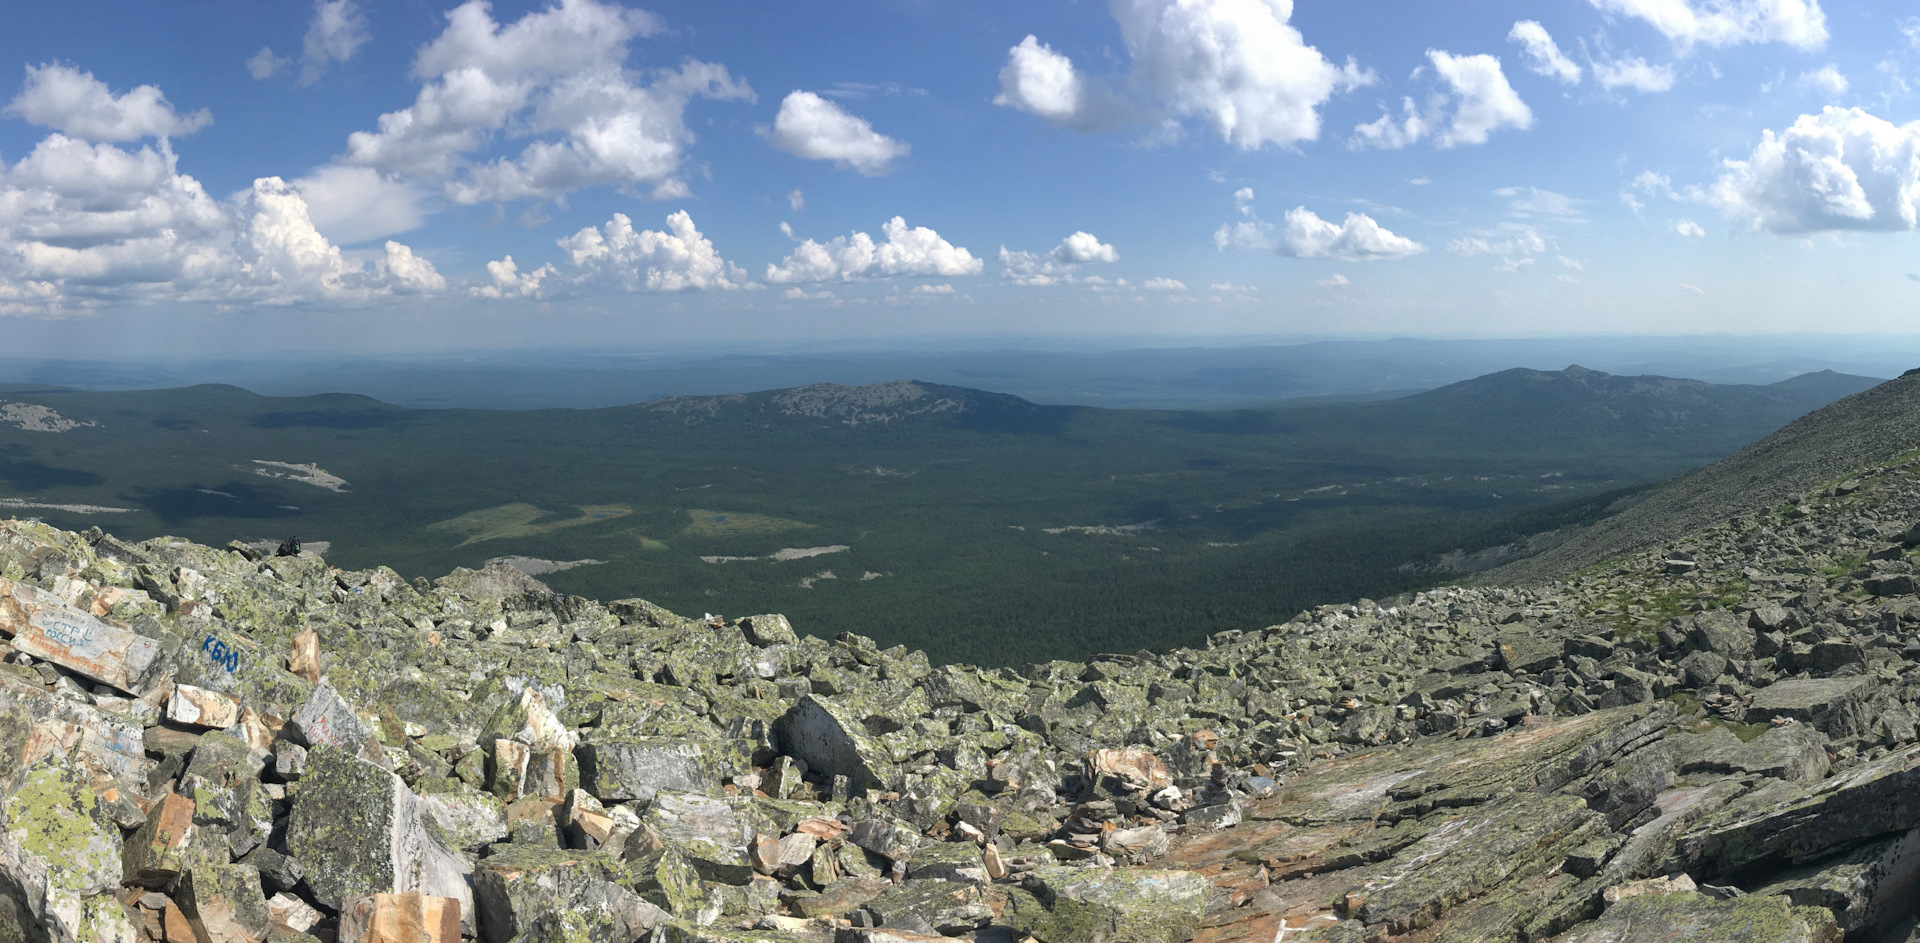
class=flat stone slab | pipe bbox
[1693,743,1920,872]
[0,577,165,696]
[1555,890,1839,943]
[1745,676,1875,727]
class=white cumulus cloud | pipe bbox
[1674,218,1707,237]
[470,255,559,299]
[1586,0,1827,50]
[1217,200,1423,262]
[992,35,1128,132]
[1143,277,1186,291]
[1352,51,1531,149]
[762,91,908,176]
[1279,207,1425,260]
[1317,273,1350,287]
[1799,65,1847,98]
[1708,106,1920,234]
[341,0,752,204]
[0,73,442,313]
[1592,56,1676,93]
[767,217,983,283]
[300,0,372,86]
[559,211,748,291]
[996,0,1371,149]
[1509,21,1581,84]
[290,165,429,245]
[1430,51,1532,147]
[4,63,211,142]
[232,177,445,302]
[1000,231,1118,285]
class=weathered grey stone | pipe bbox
[850,817,924,863]
[289,680,388,767]
[1002,867,1209,943]
[577,737,714,803]
[1692,743,1920,872]
[1676,724,1829,782]
[639,791,754,884]
[122,791,196,886]
[0,577,166,696]
[179,864,273,943]
[1751,826,1920,935]
[1554,891,1839,943]
[1688,609,1756,657]
[284,744,474,926]
[1497,633,1562,674]
[737,614,798,647]
[772,695,891,793]
[0,762,138,943]
[1744,676,1877,735]
[473,845,665,943]
[864,881,993,934]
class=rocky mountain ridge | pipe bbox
[0,380,1919,940]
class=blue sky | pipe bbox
[0,0,1916,355]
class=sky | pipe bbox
[0,0,1917,356]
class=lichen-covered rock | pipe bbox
[1692,743,1920,873]
[1002,867,1208,943]
[289,680,387,767]
[577,737,715,803]
[1751,826,1920,934]
[122,792,196,886]
[472,845,665,943]
[179,864,272,943]
[0,577,166,696]
[1556,891,1839,943]
[641,792,754,884]
[0,762,137,943]
[771,695,891,793]
[284,744,473,925]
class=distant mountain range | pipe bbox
[0,366,1884,664]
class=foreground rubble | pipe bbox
[3,450,1920,941]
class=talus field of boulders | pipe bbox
[3,394,1920,941]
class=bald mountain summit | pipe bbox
[1,371,1920,942]
[0,366,1881,665]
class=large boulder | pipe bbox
[288,680,389,767]
[178,864,272,943]
[638,792,754,884]
[1691,743,1920,873]
[1555,891,1838,943]
[1001,867,1210,943]
[284,745,473,926]
[472,846,665,943]
[0,578,167,696]
[576,737,715,803]
[0,762,139,943]
[771,695,891,793]
[1744,676,1880,737]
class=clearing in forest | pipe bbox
[428,503,633,545]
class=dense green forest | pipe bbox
[0,367,1878,664]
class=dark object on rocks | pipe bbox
[275,536,302,557]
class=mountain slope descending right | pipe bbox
[1485,369,1920,587]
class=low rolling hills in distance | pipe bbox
[0,365,1883,665]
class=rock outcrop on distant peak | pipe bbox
[5,378,1920,940]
